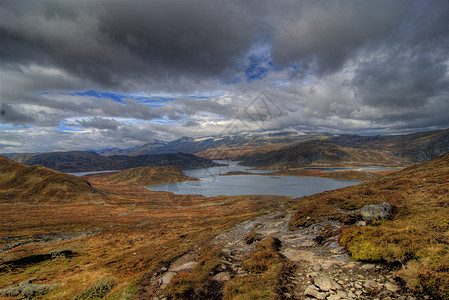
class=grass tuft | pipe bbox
[73,277,115,300]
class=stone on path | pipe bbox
[213,272,231,281]
[385,282,400,292]
[304,285,326,299]
[313,273,341,291]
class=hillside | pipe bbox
[0,156,104,203]
[241,140,404,168]
[289,152,449,298]
[12,151,219,172]
[330,128,449,162]
[242,128,449,168]
[104,165,199,186]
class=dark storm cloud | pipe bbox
[353,46,449,112]
[270,0,407,74]
[0,0,261,87]
[0,103,36,125]
[1,0,448,84]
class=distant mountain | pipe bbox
[242,128,449,168]
[0,156,104,203]
[12,151,220,173]
[330,128,449,162]
[92,145,142,156]
[127,132,330,159]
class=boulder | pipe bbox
[360,202,392,221]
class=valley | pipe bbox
[1,128,449,299]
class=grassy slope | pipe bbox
[0,156,103,204]
[289,153,449,298]
[0,161,289,299]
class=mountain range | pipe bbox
[95,129,449,166]
[6,128,449,172]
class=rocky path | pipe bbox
[145,203,421,299]
[210,203,417,300]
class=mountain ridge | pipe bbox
[241,128,449,168]
[12,151,220,173]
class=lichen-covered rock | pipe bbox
[360,202,392,221]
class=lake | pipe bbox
[68,170,120,176]
[147,160,362,198]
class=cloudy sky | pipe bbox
[1,0,448,153]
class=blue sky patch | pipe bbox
[244,45,274,82]
[58,123,84,132]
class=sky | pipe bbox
[1,0,449,153]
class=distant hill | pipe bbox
[242,128,449,168]
[0,156,104,203]
[104,165,199,186]
[12,151,219,173]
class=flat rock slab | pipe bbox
[282,248,318,263]
[170,261,197,272]
[169,252,197,269]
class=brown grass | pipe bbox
[224,237,285,299]
[0,160,289,299]
[0,156,104,204]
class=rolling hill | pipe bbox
[0,156,104,203]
